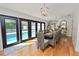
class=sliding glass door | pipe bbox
[42,23,45,32]
[20,20,29,41]
[31,22,36,37]
[37,23,41,32]
[0,15,45,48]
[4,17,19,46]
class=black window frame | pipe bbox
[0,15,19,48]
[19,18,30,42]
[41,22,45,32]
[30,21,37,39]
[0,14,45,48]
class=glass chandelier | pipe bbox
[41,3,48,16]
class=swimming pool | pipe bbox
[6,31,36,44]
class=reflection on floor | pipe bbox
[0,37,79,56]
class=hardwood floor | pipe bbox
[0,37,79,56]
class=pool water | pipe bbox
[31,30,36,37]
[22,31,28,40]
[6,31,36,44]
[6,32,17,44]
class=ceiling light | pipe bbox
[41,3,48,16]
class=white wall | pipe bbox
[71,8,79,52]
[72,14,78,49]
[73,9,79,52]
[0,7,47,22]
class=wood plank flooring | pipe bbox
[0,37,79,56]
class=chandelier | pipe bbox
[41,3,48,16]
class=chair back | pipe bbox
[37,32,44,46]
[54,30,61,42]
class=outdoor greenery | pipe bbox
[5,22,16,29]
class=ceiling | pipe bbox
[0,3,79,20]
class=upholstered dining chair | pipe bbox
[48,29,62,46]
[55,29,61,43]
[37,32,49,50]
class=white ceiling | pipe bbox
[0,3,79,20]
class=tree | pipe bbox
[5,22,16,29]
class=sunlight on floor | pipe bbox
[17,39,37,46]
[17,42,32,46]
[3,39,37,55]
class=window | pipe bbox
[21,21,28,40]
[42,23,44,31]
[31,22,36,37]
[5,18,18,45]
[37,23,41,32]
[0,15,45,48]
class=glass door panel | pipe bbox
[37,23,40,32]
[31,22,36,37]
[5,19,17,45]
[21,21,28,40]
[42,23,44,31]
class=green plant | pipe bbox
[5,22,16,29]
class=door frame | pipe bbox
[30,21,37,39]
[0,15,19,48]
[0,14,46,48]
[41,22,45,32]
[19,18,30,42]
